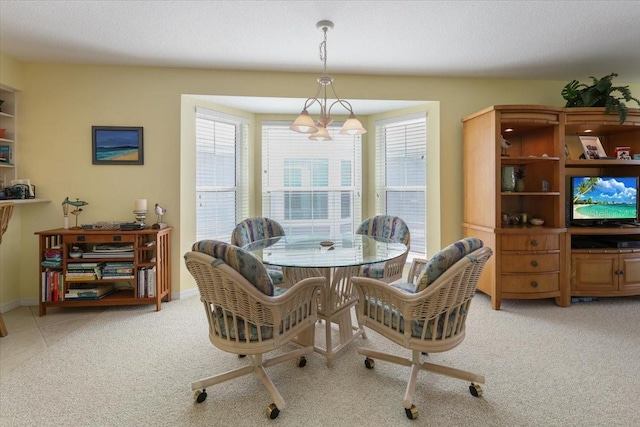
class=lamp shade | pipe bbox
[309,125,332,141]
[290,111,319,134]
[339,115,367,135]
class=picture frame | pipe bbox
[579,136,607,160]
[614,146,631,160]
[92,126,143,165]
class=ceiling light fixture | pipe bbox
[290,20,367,140]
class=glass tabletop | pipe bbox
[242,234,407,268]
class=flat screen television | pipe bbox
[570,176,639,226]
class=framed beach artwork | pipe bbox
[92,126,144,165]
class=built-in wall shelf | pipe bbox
[9,199,51,205]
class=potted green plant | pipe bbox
[561,73,640,124]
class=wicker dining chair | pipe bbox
[185,240,324,419]
[356,215,411,283]
[0,201,15,337]
[231,217,286,285]
[351,238,492,420]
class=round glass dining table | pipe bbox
[241,234,407,269]
[242,234,407,366]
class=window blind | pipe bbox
[375,114,427,256]
[195,107,248,242]
[262,123,362,238]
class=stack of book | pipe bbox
[82,243,134,259]
[102,262,135,280]
[66,262,103,281]
[65,282,116,300]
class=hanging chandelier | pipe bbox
[290,20,367,141]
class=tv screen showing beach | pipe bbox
[571,177,638,221]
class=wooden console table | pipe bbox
[35,227,172,316]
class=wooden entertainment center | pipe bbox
[462,105,640,309]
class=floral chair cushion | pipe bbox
[230,217,285,247]
[413,237,483,293]
[357,215,411,279]
[192,240,274,296]
[231,217,285,285]
[363,298,465,339]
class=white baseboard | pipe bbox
[0,298,25,314]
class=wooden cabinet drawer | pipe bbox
[501,273,559,293]
[501,234,559,251]
[502,253,559,273]
[63,234,136,244]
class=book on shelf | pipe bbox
[67,262,103,268]
[136,266,156,298]
[147,266,156,298]
[0,144,12,164]
[65,282,115,299]
[101,275,134,280]
[82,252,133,259]
[65,266,102,280]
[42,270,65,302]
[92,243,134,252]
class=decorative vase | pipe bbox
[501,166,515,192]
[515,178,525,192]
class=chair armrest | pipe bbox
[406,258,428,284]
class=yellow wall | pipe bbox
[1,54,638,310]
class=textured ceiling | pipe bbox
[1,1,639,112]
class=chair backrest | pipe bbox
[0,202,14,244]
[230,217,285,247]
[356,215,410,247]
[414,237,483,293]
[192,239,274,296]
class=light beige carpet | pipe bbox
[1,293,639,426]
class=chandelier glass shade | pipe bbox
[290,20,367,140]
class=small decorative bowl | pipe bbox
[319,241,334,247]
[530,218,544,226]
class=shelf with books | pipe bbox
[35,227,172,315]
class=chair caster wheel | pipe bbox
[297,356,307,367]
[364,357,375,369]
[194,389,207,403]
[405,405,418,420]
[267,403,280,419]
[469,383,483,397]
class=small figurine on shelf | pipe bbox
[152,203,168,229]
[62,197,88,229]
[500,135,512,157]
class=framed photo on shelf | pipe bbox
[579,136,607,159]
[614,146,631,160]
[92,126,144,165]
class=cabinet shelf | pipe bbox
[565,159,640,167]
[501,191,560,196]
[501,156,560,165]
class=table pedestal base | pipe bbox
[290,265,366,367]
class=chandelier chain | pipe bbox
[319,27,328,74]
